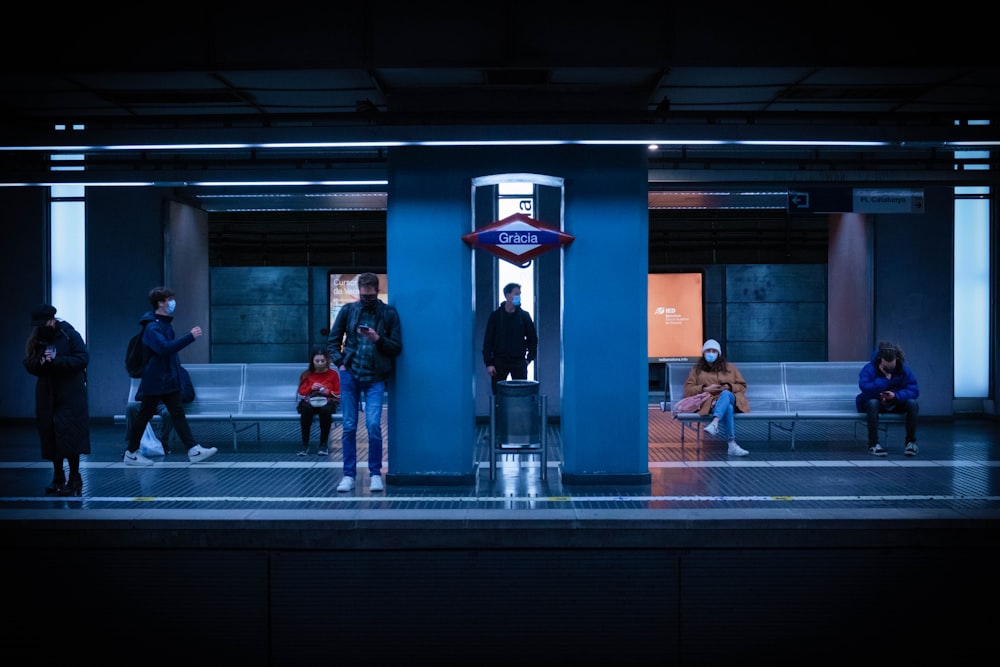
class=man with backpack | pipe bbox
[123,286,217,466]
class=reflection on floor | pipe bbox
[1,409,999,519]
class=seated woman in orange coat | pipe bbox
[682,339,750,456]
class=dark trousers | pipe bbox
[128,391,197,452]
[490,359,528,395]
[864,397,919,444]
[298,402,335,447]
[124,402,175,449]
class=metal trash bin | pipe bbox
[490,380,546,480]
[495,380,541,447]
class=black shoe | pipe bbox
[44,475,66,495]
[59,473,83,497]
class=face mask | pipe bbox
[38,325,57,341]
[704,352,718,363]
[512,295,521,307]
[166,299,177,314]
[359,294,378,309]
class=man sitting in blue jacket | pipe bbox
[856,341,920,457]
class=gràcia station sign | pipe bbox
[462,212,575,266]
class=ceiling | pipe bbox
[3,6,999,207]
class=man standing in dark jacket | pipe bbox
[327,272,403,492]
[482,282,538,395]
[124,286,217,466]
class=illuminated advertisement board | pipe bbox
[328,273,389,329]
[648,272,704,363]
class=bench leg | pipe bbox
[489,401,497,481]
[540,395,547,481]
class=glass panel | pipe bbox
[953,195,989,397]
[497,192,535,380]
[50,199,87,341]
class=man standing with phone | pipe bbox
[327,273,403,492]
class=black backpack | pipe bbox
[125,323,150,378]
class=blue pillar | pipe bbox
[385,146,649,485]
[385,148,477,484]
[558,147,650,484]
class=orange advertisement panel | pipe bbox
[648,273,704,362]
[328,273,389,329]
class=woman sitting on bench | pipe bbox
[683,339,751,457]
[296,349,341,456]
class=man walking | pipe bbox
[123,286,217,466]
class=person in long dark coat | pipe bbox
[22,303,91,496]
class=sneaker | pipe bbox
[704,421,719,436]
[337,477,355,492]
[317,448,329,456]
[370,475,384,492]
[904,442,919,456]
[188,444,218,463]
[297,446,308,457]
[123,449,154,466]
[727,441,749,456]
[868,443,887,457]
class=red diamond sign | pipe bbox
[462,212,574,265]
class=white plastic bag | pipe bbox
[139,423,165,457]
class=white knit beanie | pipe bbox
[702,339,721,354]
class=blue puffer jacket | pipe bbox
[138,311,197,396]
[855,348,920,411]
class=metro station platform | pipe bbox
[2,411,998,664]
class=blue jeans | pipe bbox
[710,390,737,441]
[339,370,384,478]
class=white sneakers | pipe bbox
[123,449,154,466]
[337,476,383,492]
[188,444,218,463]
[727,441,749,456]
[125,444,218,465]
[703,421,720,436]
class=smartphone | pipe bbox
[358,324,371,331]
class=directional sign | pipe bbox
[853,188,924,214]
[787,191,810,210]
[462,212,574,265]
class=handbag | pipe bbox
[139,423,165,457]
[671,391,712,419]
[308,392,329,407]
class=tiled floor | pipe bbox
[2,408,999,520]
[5,409,996,665]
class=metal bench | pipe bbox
[783,361,904,445]
[662,362,796,448]
[114,363,341,451]
[660,360,905,450]
[230,363,342,449]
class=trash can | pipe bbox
[495,380,541,448]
